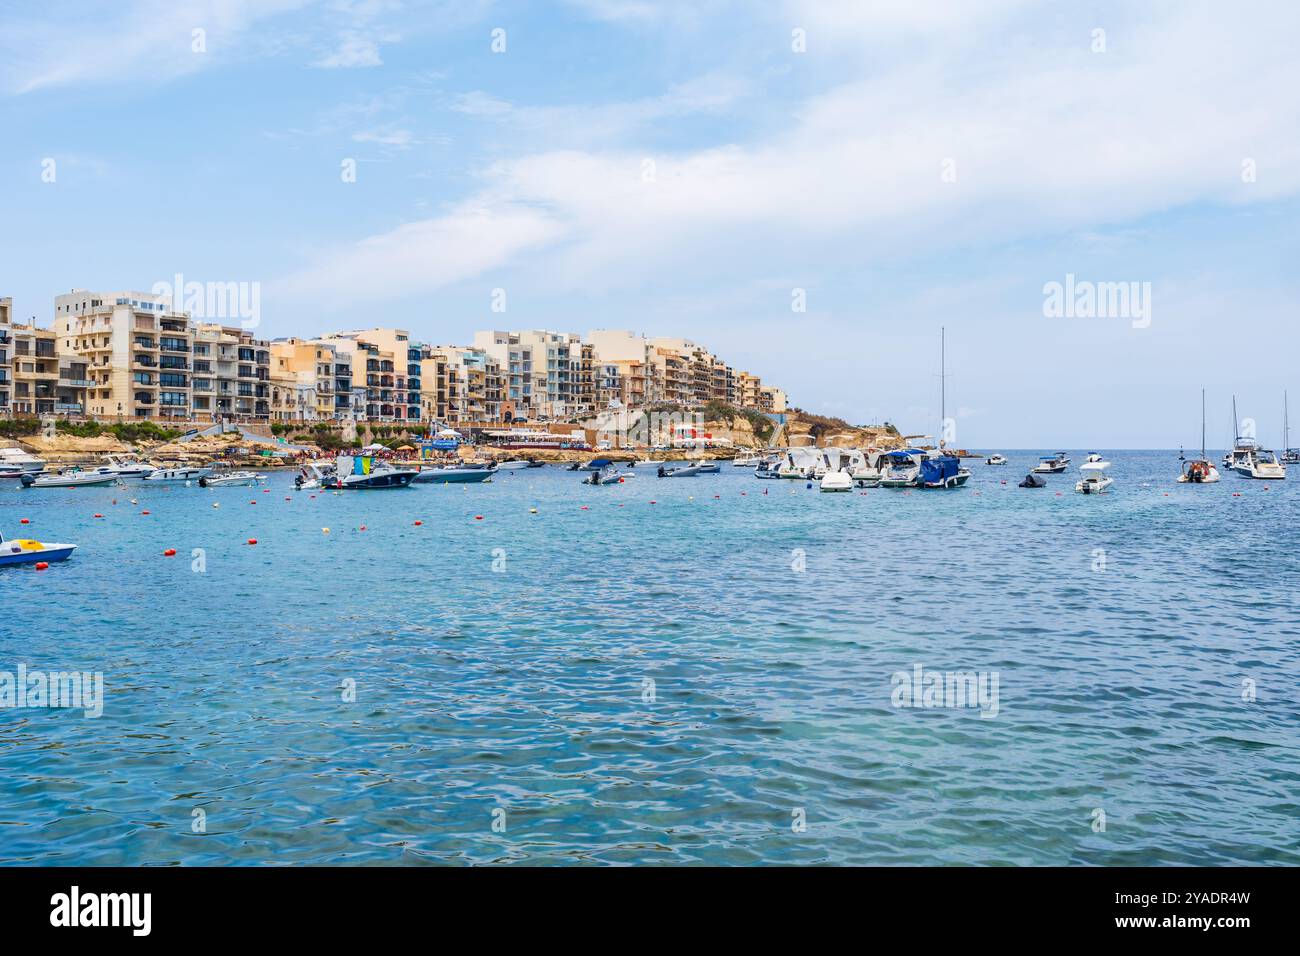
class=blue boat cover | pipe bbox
[919,455,961,485]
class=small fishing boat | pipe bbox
[0,531,77,567]
[583,465,622,485]
[1075,458,1113,494]
[143,465,214,482]
[657,464,704,477]
[986,454,1008,466]
[1032,453,1070,474]
[20,467,121,488]
[1178,389,1220,484]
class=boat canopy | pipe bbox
[920,455,961,484]
[1079,460,1111,472]
[883,449,926,459]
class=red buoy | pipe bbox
[247,538,257,545]
[163,548,176,557]
[414,520,423,526]
[20,518,29,524]
[35,562,49,571]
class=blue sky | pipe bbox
[2,0,1298,447]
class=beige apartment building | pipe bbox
[269,338,353,422]
[54,290,195,420]
[473,329,584,420]
[190,323,271,422]
[0,297,12,413]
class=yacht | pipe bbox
[0,446,47,475]
[198,470,264,487]
[879,449,924,488]
[20,467,121,488]
[1075,458,1114,494]
[1032,453,1070,474]
[986,453,1008,466]
[143,465,214,482]
[100,455,155,478]
[338,455,419,488]
[1178,389,1220,484]
[1234,448,1286,480]
[410,462,494,484]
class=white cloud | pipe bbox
[313,33,385,68]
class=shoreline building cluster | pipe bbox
[0,290,787,427]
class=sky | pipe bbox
[1,0,1298,448]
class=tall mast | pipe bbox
[1232,395,1239,445]
[1201,388,1206,459]
[940,327,946,450]
[1285,391,1290,451]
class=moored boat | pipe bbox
[411,463,494,484]
[1032,453,1070,474]
[1075,458,1114,494]
[0,446,46,475]
[1178,389,1220,484]
[338,455,418,488]
[20,467,121,488]
[143,465,214,482]
[0,532,77,567]
[986,453,1008,466]
[199,470,263,487]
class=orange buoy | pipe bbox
[93,513,104,518]
[35,562,49,570]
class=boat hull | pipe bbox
[20,473,119,488]
[342,471,417,489]
[411,469,493,484]
[0,542,76,566]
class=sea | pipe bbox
[1,450,1296,865]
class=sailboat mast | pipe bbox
[1232,395,1239,445]
[940,327,946,450]
[1201,388,1206,459]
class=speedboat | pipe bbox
[338,455,418,488]
[819,469,852,492]
[1233,448,1286,480]
[0,446,46,475]
[986,454,1008,466]
[1032,453,1070,474]
[1075,458,1113,494]
[732,452,763,467]
[776,448,821,479]
[100,455,155,478]
[143,466,214,482]
[657,464,704,477]
[199,470,263,487]
[0,531,77,567]
[411,463,494,484]
[583,465,622,485]
[494,460,532,471]
[295,462,336,489]
[878,449,924,488]
[917,453,971,489]
[695,462,721,474]
[20,467,121,488]
[754,457,781,479]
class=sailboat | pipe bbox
[917,327,971,489]
[1178,389,1220,483]
[1225,396,1286,480]
[1283,392,1299,464]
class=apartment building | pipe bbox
[320,329,422,423]
[269,338,353,422]
[8,322,89,416]
[0,297,12,413]
[190,323,271,422]
[418,346,503,425]
[54,290,195,420]
[473,329,584,420]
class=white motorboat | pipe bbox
[657,463,705,477]
[20,467,121,488]
[99,455,155,478]
[0,446,46,475]
[986,454,1008,466]
[776,447,821,479]
[878,449,924,488]
[295,462,336,490]
[1075,458,1114,494]
[1178,389,1220,484]
[0,531,77,567]
[819,469,852,492]
[753,456,781,479]
[1033,453,1070,474]
[1234,448,1285,480]
[494,460,532,471]
[583,465,623,485]
[143,466,214,482]
[199,470,264,487]
[732,452,763,467]
[410,462,494,484]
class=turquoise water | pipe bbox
[1,451,1297,866]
